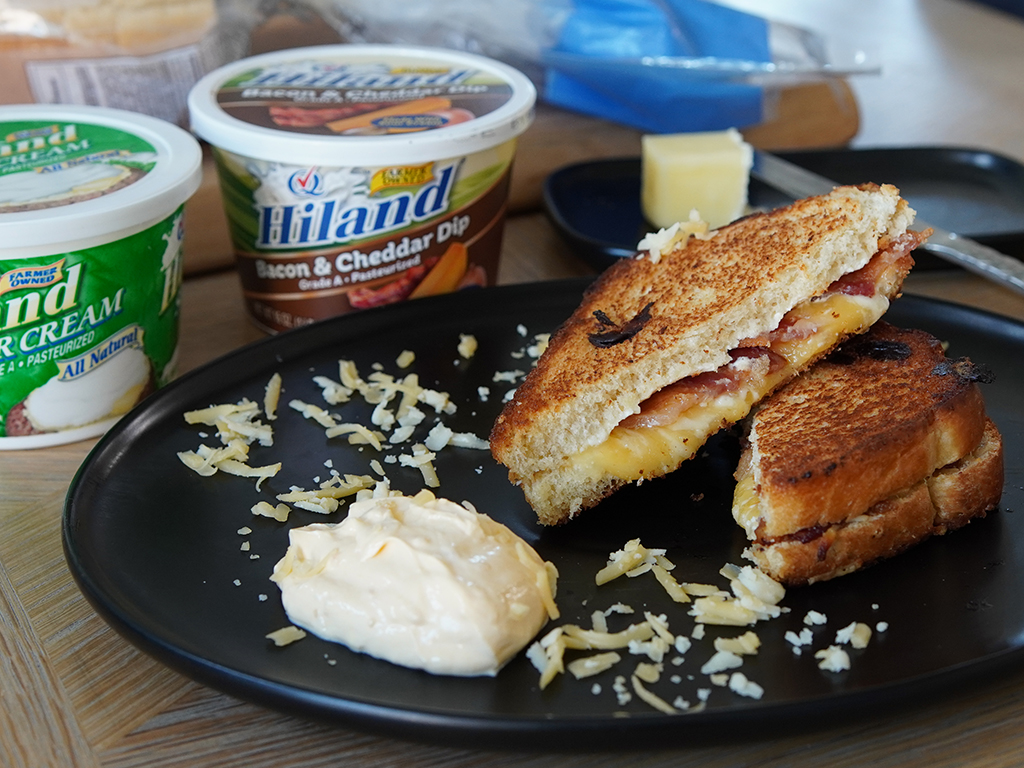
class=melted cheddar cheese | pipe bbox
[568,291,889,483]
[732,471,760,537]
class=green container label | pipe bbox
[0,207,184,439]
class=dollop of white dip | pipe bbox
[271,491,559,676]
[25,346,150,431]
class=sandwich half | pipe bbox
[733,322,1003,585]
[491,184,926,525]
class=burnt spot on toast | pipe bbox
[933,358,995,384]
[588,302,654,348]
[832,336,912,364]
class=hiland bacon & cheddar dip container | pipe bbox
[0,104,201,449]
[187,44,536,333]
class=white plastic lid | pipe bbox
[187,44,537,167]
[0,104,202,257]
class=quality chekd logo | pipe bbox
[288,168,323,196]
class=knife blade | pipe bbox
[751,149,1024,297]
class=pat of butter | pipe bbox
[641,129,753,230]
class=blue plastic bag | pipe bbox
[311,0,873,133]
[543,0,771,132]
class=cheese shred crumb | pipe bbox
[815,645,851,672]
[457,334,478,359]
[631,675,677,714]
[567,652,622,679]
[252,501,290,522]
[266,626,307,647]
[264,373,282,420]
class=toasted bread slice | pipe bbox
[492,184,920,525]
[734,323,1003,585]
[743,420,1003,585]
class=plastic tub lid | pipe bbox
[187,44,537,167]
[0,104,202,255]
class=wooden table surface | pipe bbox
[4,1,1024,765]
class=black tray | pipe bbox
[63,282,1024,750]
[543,147,1024,271]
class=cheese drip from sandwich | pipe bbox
[733,322,1003,585]
[491,184,925,526]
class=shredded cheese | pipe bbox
[276,474,375,514]
[457,334,478,359]
[252,501,290,522]
[728,672,764,699]
[567,652,622,679]
[836,621,872,649]
[289,399,338,428]
[815,645,851,672]
[178,387,280,489]
[713,631,761,656]
[266,626,306,647]
[264,373,282,420]
[631,675,677,714]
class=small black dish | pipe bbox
[543,148,1024,272]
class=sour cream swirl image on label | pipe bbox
[0,150,157,211]
[0,163,128,207]
[24,344,151,431]
[271,490,559,676]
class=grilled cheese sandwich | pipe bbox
[734,322,1003,585]
[491,184,924,525]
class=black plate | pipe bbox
[64,283,1024,750]
[543,148,1024,271]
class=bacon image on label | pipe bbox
[348,258,436,309]
[347,242,477,308]
[269,103,401,128]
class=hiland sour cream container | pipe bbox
[0,104,201,449]
[187,45,536,333]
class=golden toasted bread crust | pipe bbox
[746,419,1003,585]
[746,322,988,538]
[491,184,914,524]
[930,419,1005,532]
